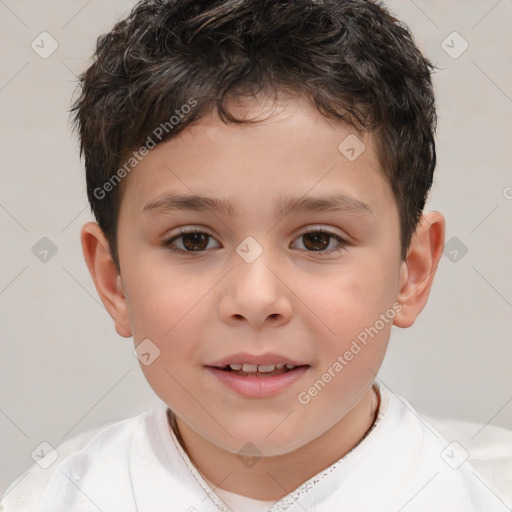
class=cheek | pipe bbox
[129,284,203,408]
[303,258,398,342]
[124,258,208,339]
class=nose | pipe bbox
[217,249,293,329]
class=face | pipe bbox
[115,95,403,457]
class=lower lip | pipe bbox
[206,366,309,398]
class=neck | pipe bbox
[170,385,379,501]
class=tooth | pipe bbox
[257,364,276,373]
[229,363,243,371]
[285,364,296,369]
[276,363,285,369]
[242,363,258,372]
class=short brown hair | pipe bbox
[71,0,437,271]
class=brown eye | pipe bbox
[163,230,220,253]
[291,229,348,255]
[302,231,330,251]
[181,232,209,251]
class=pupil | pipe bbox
[183,232,208,251]
[303,232,329,251]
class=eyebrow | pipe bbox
[142,192,372,217]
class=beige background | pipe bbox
[1,0,511,496]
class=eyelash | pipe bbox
[161,227,349,256]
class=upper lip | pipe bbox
[207,352,308,367]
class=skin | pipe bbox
[81,94,445,501]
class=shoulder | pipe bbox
[421,410,512,507]
[382,385,512,509]
[0,408,163,512]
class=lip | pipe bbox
[206,365,309,398]
[207,352,306,367]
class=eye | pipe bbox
[162,229,220,253]
[291,228,348,255]
[162,227,348,255]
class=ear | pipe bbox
[81,222,132,338]
[393,211,445,328]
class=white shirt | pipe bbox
[2,382,511,511]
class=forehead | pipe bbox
[120,95,393,218]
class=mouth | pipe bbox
[206,363,310,398]
[211,362,308,377]
[205,353,310,397]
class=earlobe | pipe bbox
[393,211,445,328]
[81,222,132,338]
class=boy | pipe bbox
[2,0,510,510]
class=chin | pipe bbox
[218,425,313,458]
